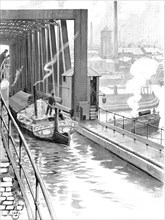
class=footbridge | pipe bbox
[0,9,88,118]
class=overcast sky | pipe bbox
[0,0,164,50]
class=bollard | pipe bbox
[146,123,149,139]
[122,116,124,130]
[113,114,116,126]
[133,119,136,134]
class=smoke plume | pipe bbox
[11,66,24,87]
[126,57,158,117]
[34,31,79,87]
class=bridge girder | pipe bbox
[0,9,88,118]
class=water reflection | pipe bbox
[17,131,163,220]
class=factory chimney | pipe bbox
[114,1,119,69]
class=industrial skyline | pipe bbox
[0,0,164,49]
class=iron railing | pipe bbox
[98,107,164,146]
[0,93,56,220]
[0,57,10,80]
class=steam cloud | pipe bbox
[126,57,158,117]
[34,31,79,87]
[11,66,24,87]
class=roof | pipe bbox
[9,90,32,113]
[88,50,99,55]
[119,47,144,55]
[152,55,164,61]
[119,57,132,62]
[105,59,114,63]
[62,68,73,77]
[101,25,111,32]
[88,55,103,61]
[62,67,101,77]
[88,67,101,77]
[143,47,162,54]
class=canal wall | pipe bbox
[77,123,164,182]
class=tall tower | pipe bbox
[100,26,113,59]
[113,0,119,70]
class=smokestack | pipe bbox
[114,1,118,59]
[90,22,93,49]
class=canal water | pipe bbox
[12,85,164,219]
[22,132,164,220]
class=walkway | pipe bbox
[78,120,164,181]
[0,127,27,219]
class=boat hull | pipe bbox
[10,107,70,145]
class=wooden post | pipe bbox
[61,20,71,71]
[39,30,44,92]
[28,33,33,92]
[31,33,35,88]
[33,85,38,117]
[37,32,41,92]
[45,28,49,93]
[34,31,39,90]
[49,22,57,94]
[59,21,66,75]
[41,28,46,93]
[56,24,60,97]
[53,109,58,132]
[48,24,55,93]
[22,39,27,90]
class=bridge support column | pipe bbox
[73,10,88,118]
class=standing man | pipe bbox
[0,49,8,66]
[46,91,56,116]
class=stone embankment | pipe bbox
[0,138,25,220]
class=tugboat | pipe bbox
[9,90,76,145]
[114,109,160,136]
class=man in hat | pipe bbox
[0,49,8,66]
[46,91,56,116]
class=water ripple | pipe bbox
[11,127,164,219]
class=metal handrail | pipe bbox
[0,57,10,70]
[98,106,164,145]
[0,93,56,220]
[0,57,10,81]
